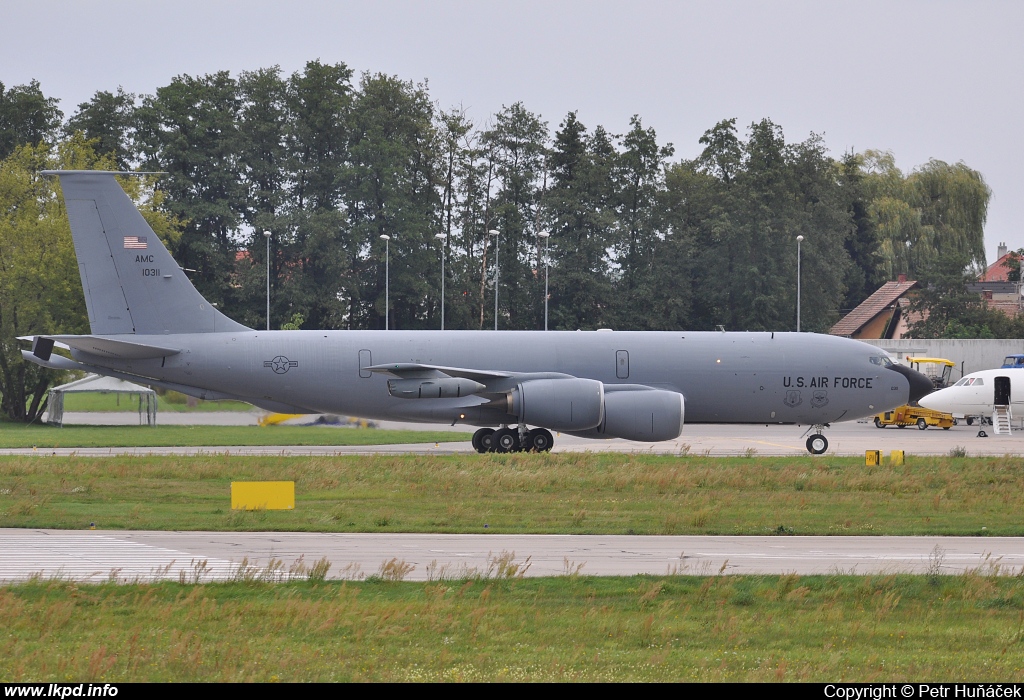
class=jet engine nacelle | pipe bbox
[601,388,685,441]
[388,377,486,399]
[510,378,605,432]
[569,388,685,442]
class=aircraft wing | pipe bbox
[20,335,181,361]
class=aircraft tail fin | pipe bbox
[44,170,249,335]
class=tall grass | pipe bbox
[4,570,1024,681]
[2,453,1023,535]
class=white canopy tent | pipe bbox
[46,374,157,427]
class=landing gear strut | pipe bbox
[803,424,830,455]
[472,426,554,453]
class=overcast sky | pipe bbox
[5,0,1021,263]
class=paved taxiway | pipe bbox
[3,530,1023,583]
[8,414,1024,456]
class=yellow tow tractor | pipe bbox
[874,357,957,430]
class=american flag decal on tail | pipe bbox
[123,236,148,249]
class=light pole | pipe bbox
[488,229,500,330]
[796,235,804,332]
[380,234,390,330]
[538,231,550,331]
[435,233,446,330]
[264,231,271,331]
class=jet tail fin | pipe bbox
[43,170,249,335]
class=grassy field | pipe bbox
[1,452,1022,535]
[0,423,470,449]
[4,571,1024,681]
[60,392,253,412]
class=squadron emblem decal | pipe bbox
[811,390,829,408]
[783,390,803,408]
[264,356,298,374]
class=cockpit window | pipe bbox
[975,378,984,386]
[870,356,894,367]
[954,378,967,386]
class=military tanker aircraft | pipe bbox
[22,171,933,454]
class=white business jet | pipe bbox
[918,369,1023,437]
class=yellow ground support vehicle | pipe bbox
[874,405,954,430]
[874,357,956,430]
[257,413,305,427]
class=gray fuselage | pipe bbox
[73,329,914,428]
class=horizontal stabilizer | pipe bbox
[23,335,181,360]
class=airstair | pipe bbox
[993,405,1013,435]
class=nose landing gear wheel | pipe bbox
[525,428,554,452]
[978,430,988,438]
[806,434,828,455]
[472,428,495,453]
[493,427,521,453]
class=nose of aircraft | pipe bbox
[887,363,936,403]
[917,390,946,412]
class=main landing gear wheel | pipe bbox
[524,428,554,452]
[493,427,521,453]
[472,428,495,453]
[806,434,828,455]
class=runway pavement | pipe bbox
[3,529,1022,583]
[10,412,1024,457]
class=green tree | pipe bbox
[64,88,137,169]
[688,119,852,332]
[863,150,990,279]
[0,134,182,422]
[838,151,883,311]
[345,73,440,330]
[908,251,996,338]
[0,80,63,159]
[610,116,674,328]
[277,60,354,329]
[543,113,616,330]
[481,103,548,330]
[232,67,290,329]
[0,138,98,420]
[657,159,715,329]
[136,71,245,314]
[435,108,481,330]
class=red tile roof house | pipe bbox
[832,244,1024,339]
[830,276,921,339]
[969,243,1023,317]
